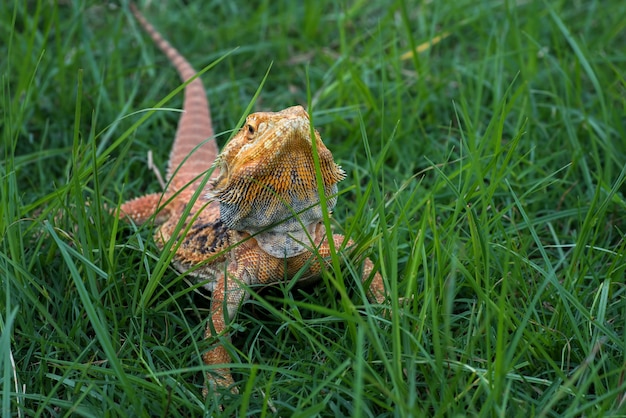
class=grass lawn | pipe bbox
[2,0,626,416]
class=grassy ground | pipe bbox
[2,0,625,416]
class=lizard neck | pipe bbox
[252,222,323,258]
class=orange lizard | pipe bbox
[123,5,386,394]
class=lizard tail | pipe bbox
[130,4,219,191]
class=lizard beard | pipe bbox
[218,182,339,258]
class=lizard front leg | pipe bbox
[326,234,386,304]
[201,233,265,394]
[309,223,386,304]
[201,229,385,394]
[202,264,250,393]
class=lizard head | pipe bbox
[210,105,346,257]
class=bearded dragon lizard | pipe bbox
[123,5,386,393]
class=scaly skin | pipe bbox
[122,4,219,224]
[122,5,386,393]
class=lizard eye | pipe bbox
[246,124,255,138]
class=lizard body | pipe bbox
[123,5,385,392]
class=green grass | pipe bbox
[2,0,626,415]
